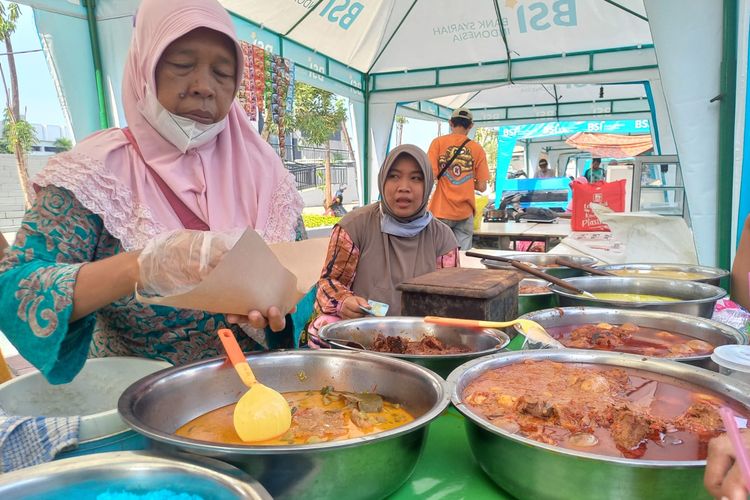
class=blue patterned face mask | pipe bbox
[138,87,226,153]
[380,208,433,238]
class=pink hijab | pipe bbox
[33,0,302,250]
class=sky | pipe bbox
[0,2,66,128]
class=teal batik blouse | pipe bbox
[0,186,305,384]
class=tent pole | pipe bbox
[363,77,370,203]
[642,81,661,154]
[737,30,750,247]
[525,139,530,175]
[717,0,738,274]
[84,0,109,129]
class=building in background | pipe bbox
[29,122,74,154]
[0,120,73,155]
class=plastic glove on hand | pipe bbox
[137,229,242,296]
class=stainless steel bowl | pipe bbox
[515,307,746,369]
[551,276,726,318]
[317,316,509,379]
[119,350,449,500]
[448,349,750,500]
[596,263,729,286]
[481,253,598,278]
[0,451,271,499]
[518,278,557,315]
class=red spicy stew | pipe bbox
[546,323,714,358]
[463,360,747,460]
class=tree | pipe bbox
[3,109,35,151]
[395,115,408,145]
[0,3,19,120]
[2,108,36,207]
[0,3,31,208]
[288,82,346,212]
[54,137,73,152]
[474,127,498,188]
[339,119,358,205]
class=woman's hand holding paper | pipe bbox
[226,307,287,332]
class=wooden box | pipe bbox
[397,268,521,321]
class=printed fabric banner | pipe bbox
[495,119,651,204]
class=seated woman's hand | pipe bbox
[226,307,287,332]
[138,229,241,296]
[341,295,370,319]
[704,429,750,499]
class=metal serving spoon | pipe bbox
[467,251,598,299]
[424,315,565,349]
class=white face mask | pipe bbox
[137,87,227,153]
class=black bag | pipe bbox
[437,138,471,180]
[517,207,559,223]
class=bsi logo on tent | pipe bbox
[319,0,364,31]
[516,0,577,33]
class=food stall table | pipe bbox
[473,222,536,249]
[475,222,537,236]
[517,219,572,251]
[520,219,572,239]
[474,221,571,251]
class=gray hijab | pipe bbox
[337,144,457,315]
[378,144,434,236]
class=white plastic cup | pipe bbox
[711,345,750,385]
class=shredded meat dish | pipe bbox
[462,360,740,460]
[548,323,714,358]
[371,333,471,355]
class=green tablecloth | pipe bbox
[389,335,526,499]
[389,408,512,499]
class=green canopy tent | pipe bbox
[19,0,745,267]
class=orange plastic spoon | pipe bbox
[217,329,292,442]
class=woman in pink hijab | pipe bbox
[0,0,303,383]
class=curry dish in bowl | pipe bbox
[176,387,414,445]
[462,359,746,460]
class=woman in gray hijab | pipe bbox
[314,144,459,320]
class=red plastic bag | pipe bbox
[571,179,626,232]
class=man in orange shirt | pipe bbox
[428,108,490,250]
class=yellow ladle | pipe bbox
[217,329,292,442]
[424,316,566,349]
